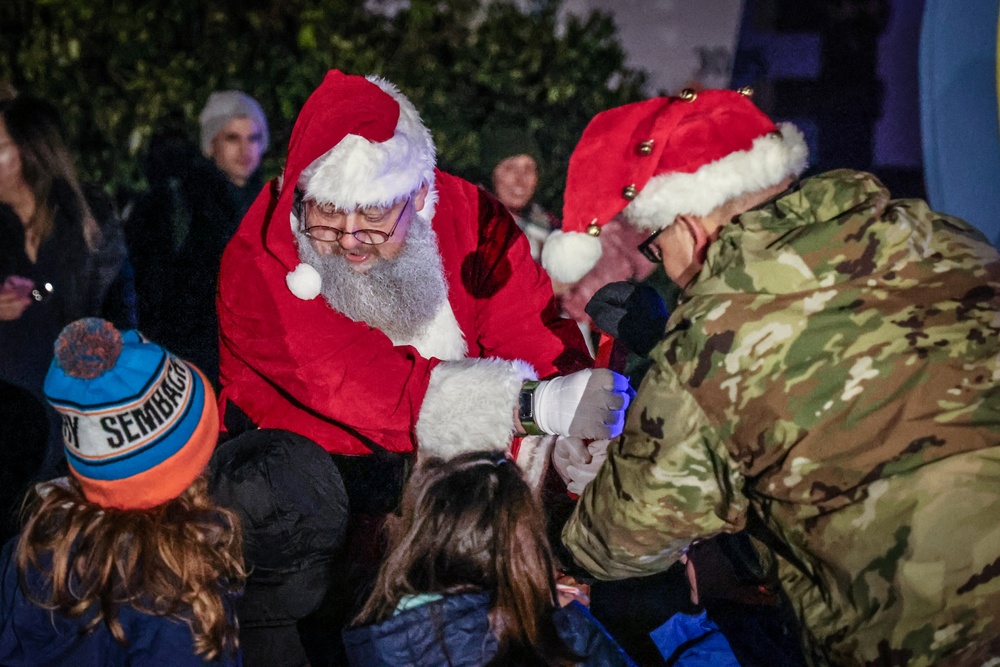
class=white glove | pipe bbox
[552,437,610,495]
[532,368,631,439]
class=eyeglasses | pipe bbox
[637,226,667,263]
[296,190,411,246]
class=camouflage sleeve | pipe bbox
[562,357,749,580]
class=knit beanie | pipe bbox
[479,124,542,176]
[43,318,219,510]
[199,90,270,156]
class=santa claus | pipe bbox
[216,70,629,493]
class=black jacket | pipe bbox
[128,152,262,386]
[0,184,130,398]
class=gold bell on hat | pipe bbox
[679,88,698,102]
[636,140,654,156]
[586,220,601,237]
[622,184,638,200]
[737,85,754,98]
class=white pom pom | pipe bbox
[541,231,603,284]
[285,263,322,300]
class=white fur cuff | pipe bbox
[514,434,557,490]
[416,358,538,458]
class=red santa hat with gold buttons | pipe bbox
[542,88,809,284]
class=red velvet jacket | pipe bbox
[217,168,589,455]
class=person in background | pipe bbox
[0,380,48,547]
[546,88,1000,665]
[125,122,200,331]
[344,448,635,667]
[0,318,244,666]
[0,94,131,476]
[128,90,268,386]
[479,123,558,263]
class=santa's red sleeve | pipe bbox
[413,177,591,469]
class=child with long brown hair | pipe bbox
[344,449,634,666]
[0,318,245,665]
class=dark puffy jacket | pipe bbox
[0,538,241,667]
[342,591,636,666]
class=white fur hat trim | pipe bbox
[623,123,809,231]
[298,76,436,210]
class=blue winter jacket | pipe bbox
[0,537,241,666]
[342,590,636,666]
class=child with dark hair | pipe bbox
[344,449,634,666]
[0,318,244,665]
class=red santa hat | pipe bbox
[542,89,808,284]
[297,77,436,210]
[279,71,437,300]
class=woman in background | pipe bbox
[479,124,558,263]
[0,95,130,479]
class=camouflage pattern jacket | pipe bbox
[563,171,1000,666]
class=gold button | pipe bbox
[737,85,754,98]
[622,184,638,200]
[586,221,601,237]
[679,88,697,102]
[637,140,654,156]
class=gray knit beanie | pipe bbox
[198,90,270,156]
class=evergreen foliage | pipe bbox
[0,0,645,213]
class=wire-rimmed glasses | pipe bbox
[297,189,411,246]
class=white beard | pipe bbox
[294,211,449,342]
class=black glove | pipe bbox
[585,281,669,357]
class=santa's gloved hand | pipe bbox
[528,369,632,440]
[552,437,610,495]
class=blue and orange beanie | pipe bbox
[43,318,219,510]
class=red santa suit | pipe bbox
[216,71,589,462]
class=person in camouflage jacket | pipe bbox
[541,89,1000,666]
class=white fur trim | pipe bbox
[514,434,556,490]
[389,300,467,361]
[416,358,538,458]
[541,230,603,284]
[623,123,809,231]
[285,263,322,300]
[299,77,436,210]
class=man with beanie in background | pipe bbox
[128,90,269,387]
[545,88,1000,665]
[216,70,630,663]
[199,90,269,192]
